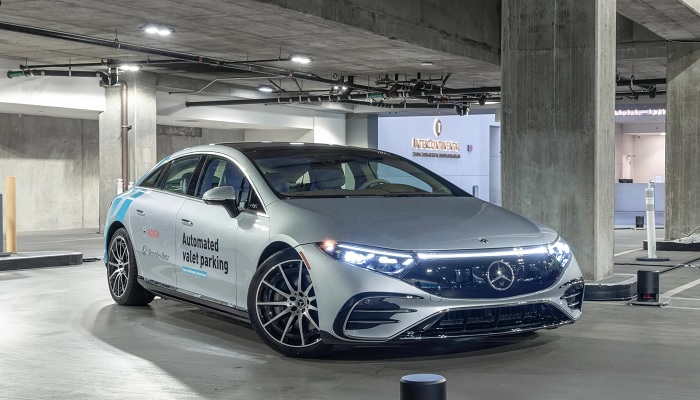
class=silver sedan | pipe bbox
[103,142,584,357]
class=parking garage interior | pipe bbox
[1,1,700,399]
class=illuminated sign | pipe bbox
[411,119,468,158]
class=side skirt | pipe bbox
[138,276,251,323]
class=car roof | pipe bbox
[216,142,385,154]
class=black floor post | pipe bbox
[400,374,446,400]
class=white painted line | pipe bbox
[668,297,700,301]
[661,278,700,298]
[666,306,700,311]
[614,248,642,257]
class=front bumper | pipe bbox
[298,244,584,344]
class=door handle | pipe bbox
[181,219,193,226]
[136,209,146,216]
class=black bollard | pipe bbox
[400,374,446,400]
[637,270,660,302]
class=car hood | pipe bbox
[267,196,558,251]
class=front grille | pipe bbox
[400,303,571,339]
[401,250,564,299]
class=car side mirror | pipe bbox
[202,186,240,218]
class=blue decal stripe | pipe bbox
[113,190,146,223]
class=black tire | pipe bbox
[106,228,155,306]
[248,248,333,358]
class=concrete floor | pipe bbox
[1,229,699,399]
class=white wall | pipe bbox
[0,57,105,118]
[243,113,346,145]
[614,124,635,180]
[632,135,665,183]
[377,114,495,201]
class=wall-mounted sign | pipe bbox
[433,118,442,137]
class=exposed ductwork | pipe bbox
[0,21,666,113]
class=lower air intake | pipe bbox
[400,303,571,339]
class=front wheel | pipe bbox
[106,228,155,306]
[248,248,332,358]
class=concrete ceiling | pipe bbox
[0,0,501,93]
[617,0,700,40]
[0,0,677,102]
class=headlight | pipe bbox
[319,241,416,276]
[547,236,572,268]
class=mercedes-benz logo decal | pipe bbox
[486,260,515,291]
[433,118,442,137]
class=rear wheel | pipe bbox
[248,248,332,358]
[107,228,155,306]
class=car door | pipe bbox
[235,178,271,310]
[129,155,202,288]
[175,156,242,307]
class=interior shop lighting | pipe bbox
[615,109,666,116]
[291,55,312,64]
[257,85,275,93]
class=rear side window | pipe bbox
[139,164,167,188]
[161,156,201,195]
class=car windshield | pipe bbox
[245,148,468,198]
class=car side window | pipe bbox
[139,164,167,188]
[160,156,201,195]
[239,179,264,212]
[196,157,231,198]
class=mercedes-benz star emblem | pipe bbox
[433,118,442,137]
[486,260,515,291]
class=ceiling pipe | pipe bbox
[616,78,666,87]
[121,83,130,187]
[19,60,189,69]
[7,69,107,79]
[185,94,486,110]
[0,21,380,94]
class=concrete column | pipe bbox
[665,42,700,240]
[501,0,616,280]
[98,87,122,233]
[346,114,378,149]
[128,72,157,183]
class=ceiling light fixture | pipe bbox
[421,61,434,66]
[291,55,312,64]
[120,64,142,72]
[257,85,275,93]
[141,24,174,36]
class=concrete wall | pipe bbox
[0,113,98,232]
[156,125,245,162]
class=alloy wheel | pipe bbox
[107,236,130,298]
[255,260,321,348]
